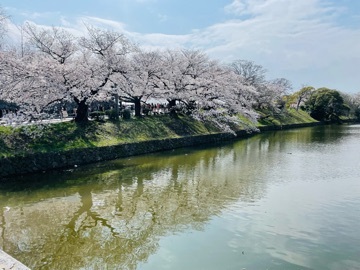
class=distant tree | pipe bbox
[342,91,360,121]
[353,93,360,121]
[230,60,266,86]
[288,86,315,111]
[229,60,291,112]
[257,78,292,111]
[305,88,347,122]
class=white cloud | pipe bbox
[211,0,360,92]
[224,0,248,15]
[78,16,128,33]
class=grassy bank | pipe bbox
[257,108,318,126]
[0,115,222,158]
[0,110,318,158]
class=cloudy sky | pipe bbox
[2,0,360,93]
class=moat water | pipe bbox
[0,124,359,270]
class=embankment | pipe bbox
[0,122,321,178]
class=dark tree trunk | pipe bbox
[296,97,302,111]
[168,99,177,117]
[168,99,176,108]
[74,98,89,123]
[134,97,141,117]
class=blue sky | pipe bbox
[2,0,360,93]
[2,0,234,34]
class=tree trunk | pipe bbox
[134,97,141,117]
[296,97,302,111]
[114,94,119,120]
[74,98,89,123]
[168,99,176,108]
[168,99,177,116]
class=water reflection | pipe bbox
[0,124,359,269]
[0,138,268,269]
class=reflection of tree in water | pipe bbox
[0,138,271,270]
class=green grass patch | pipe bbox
[0,115,220,157]
[0,126,13,135]
[257,108,317,127]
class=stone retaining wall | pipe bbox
[0,132,238,178]
[0,122,321,178]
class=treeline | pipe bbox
[287,86,360,122]
[1,9,359,130]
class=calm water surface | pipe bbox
[0,125,359,270]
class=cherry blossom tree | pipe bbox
[230,59,291,112]
[153,50,259,131]
[110,50,162,117]
[189,63,259,132]
[0,45,71,124]
[20,23,83,120]
[256,78,292,111]
[0,49,38,121]
[0,14,295,129]
[0,7,13,118]
[230,59,266,86]
[156,49,214,114]
[75,25,135,121]
[21,23,135,122]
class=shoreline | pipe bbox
[0,122,322,178]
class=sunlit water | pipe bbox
[0,125,359,270]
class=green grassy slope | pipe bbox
[257,108,318,126]
[0,115,220,157]
[0,110,318,158]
